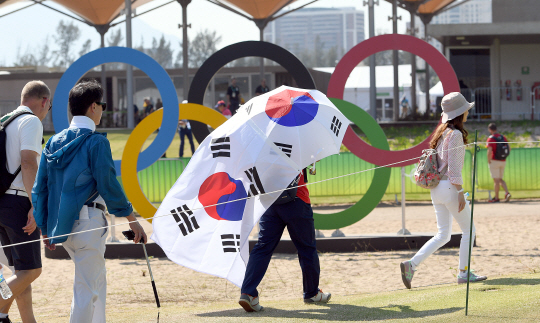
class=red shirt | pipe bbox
[222,108,232,117]
[486,133,508,161]
[296,172,310,204]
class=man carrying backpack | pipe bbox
[238,170,331,312]
[0,80,51,323]
[487,123,511,203]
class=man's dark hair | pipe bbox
[488,123,497,131]
[69,80,103,116]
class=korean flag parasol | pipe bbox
[151,86,349,287]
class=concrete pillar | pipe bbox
[490,38,501,121]
[125,0,134,129]
[392,0,399,121]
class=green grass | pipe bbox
[42,272,540,322]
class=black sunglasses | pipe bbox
[44,97,52,111]
[96,101,107,110]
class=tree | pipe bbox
[14,46,37,67]
[105,29,125,70]
[313,35,326,67]
[52,20,81,67]
[78,39,92,57]
[187,29,222,68]
[324,46,338,67]
[107,29,123,47]
[37,36,52,66]
[148,35,173,68]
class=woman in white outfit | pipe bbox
[400,92,487,289]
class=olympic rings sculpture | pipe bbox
[52,34,459,229]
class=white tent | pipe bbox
[314,65,420,120]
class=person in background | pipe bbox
[33,80,146,323]
[486,123,511,203]
[226,77,242,115]
[143,97,153,118]
[255,79,270,96]
[0,80,51,323]
[155,98,163,111]
[400,95,409,119]
[133,104,140,125]
[113,107,120,127]
[215,100,231,119]
[178,119,195,157]
[400,92,487,289]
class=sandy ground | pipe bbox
[3,199,540,322]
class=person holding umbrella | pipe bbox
[400,92,487,289]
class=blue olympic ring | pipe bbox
[52,47,179,175]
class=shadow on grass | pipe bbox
[197,303,462,321]
[481,277,540,286]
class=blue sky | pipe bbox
[0,0,410,66]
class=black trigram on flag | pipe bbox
[211,137,230,158]
[331,116,342,136]
[171,205,200,236]
[274,142,292,158]
[245,167,265,197]
[221,234,241,253]
[245,103,253,115]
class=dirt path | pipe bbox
[6,200,540,322]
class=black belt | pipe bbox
[88,202,106,213]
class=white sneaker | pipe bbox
[304,289,331,303]
[458,271,487,284]
[239,294,263,312]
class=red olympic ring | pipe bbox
[327,34,460,167]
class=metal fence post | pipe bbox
[397,167,411,235]
[107,211,119,243]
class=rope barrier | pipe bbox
[2,140,539,250]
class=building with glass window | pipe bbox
[264,7,365,65]
[429,0,540,120]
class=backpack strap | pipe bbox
[1,111,35,128]
[1,110,37,178]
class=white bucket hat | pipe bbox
[441,92,474,123]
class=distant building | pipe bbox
[407,0,493,54]
[429,0,540,120]
[431,0,492,24]
[264,7,365,65]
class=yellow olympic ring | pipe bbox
[121,103,228,222]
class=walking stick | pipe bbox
[465,130,478,315]
[141,242,161,309]
[122,230,161,320]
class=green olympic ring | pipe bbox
[313,98,391,230]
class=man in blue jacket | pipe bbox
[33,80,146,323]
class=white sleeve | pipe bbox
[18,116,43,154]
[446,130,465,185]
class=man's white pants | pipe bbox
[411,180,476,271]
[63,206,108,323]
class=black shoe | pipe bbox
[0,315,12,323]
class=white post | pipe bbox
[107,211,119,242]
[397,167,411,235]
[125,0,134,129]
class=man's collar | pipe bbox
[70,116,96,131]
